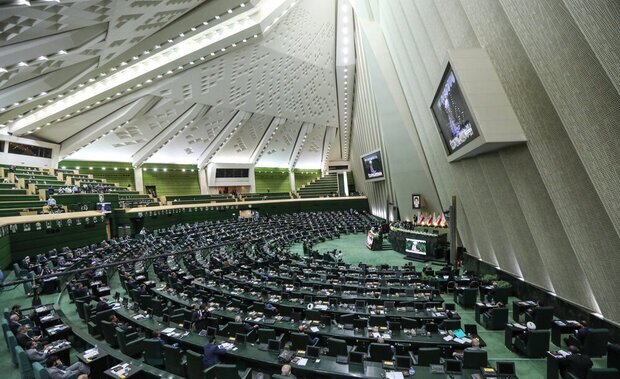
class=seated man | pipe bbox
[45,355,90,379]
[73,283,90,300]
[280,364,297,378]
[16,326,48,348]
[558,345,593,379]
[234,315,258,333]
[203,336,227,368]
[453,337,482,359]
[9,314,22,334]
[109,315,132,332]
[96,297,112,313]
[565,321,589,347]
[25,340,49,362]
[515,322,536,345]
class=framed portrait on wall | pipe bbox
[412,194,422,209]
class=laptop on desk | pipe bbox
[496,362,517,378]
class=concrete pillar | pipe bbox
[199,168,208,195]
[289,170,296,194]
[134,167,144,194]
[343,172,349,196]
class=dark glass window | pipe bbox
[8,142,53,158]
[215,168,249,178]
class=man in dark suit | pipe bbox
[202,337,227,368]
[565,321,589,347]
[16,326,47,348]
[558,345,593,379]
[73,283,89,300]
[96,297,112,312]
[9,314,22,334]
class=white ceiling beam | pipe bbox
[288,122,314,170]
[197,110,252,169]
[250,117,286,164]
[59,96,157,159]
[321,126,337,171]
[132,104,208,167]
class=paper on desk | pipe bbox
[453,338,466,344]
[161,328,175,334]
[296,358,308,366]
[386,372,404,379]
[310,326,320,333]
[443,335,454,341]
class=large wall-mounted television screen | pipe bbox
[405,238,427,255]
[360,150,385,182]
[431,67,479,154]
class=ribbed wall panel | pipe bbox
[499,0,620,320]
[350,0,620,321]
[349,23,390,219]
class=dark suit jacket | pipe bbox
[559,353,593,379]
[202,343,227,368]
[96,301,112,313]
[16,332,33,348]
[9,320,21,334]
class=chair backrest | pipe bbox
[417,347,441,366]
[163,344,186,376]
[532,306,554,328]
[464,324,478,336]
[527,330,550,357]
[444,303,456,311]
[224,322,245,337]
[142,339,163,362]
[32,362,50,379]
[388,321,401,331]
[7,331,18,366]
[306,309,321,321]
[1,319,9,348]
[327,338,348,357]
[587,368,620,379]
[463,350,488,369]
[185,350,205,379]
[368,343,393,362]
[583,329,610,357]
[441,319,461,330]
[401,317,418,329]
[291,333,309,351]
[257,328,276,344]
[16,345,34,379]
[205,364,238,379]
[369,315,387,327]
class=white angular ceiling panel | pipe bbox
[212,112,273,163]
[256,119,303,168]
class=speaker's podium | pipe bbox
[365,229,383,251]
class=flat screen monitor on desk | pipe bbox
[349,351,365,364]
[306,345,320,359]
[445,359,462,374]
[268,339,281,353]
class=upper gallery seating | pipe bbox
[240,192,291,201]
[0,164,159,215]
[297,173,339,198]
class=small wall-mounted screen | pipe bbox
[431,67,479,154]
[360,150,385,181]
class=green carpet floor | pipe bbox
[0,233,607,379]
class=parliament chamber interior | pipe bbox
[0,1,619,379]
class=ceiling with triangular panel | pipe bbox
[0,0,356,170]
